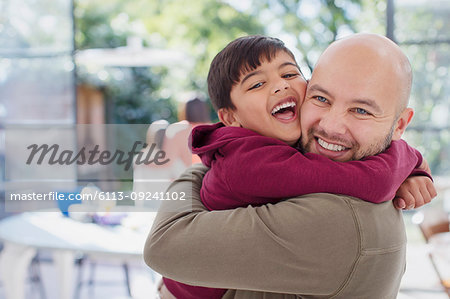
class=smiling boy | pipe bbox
[159,35,433,299]
[219,49,304,145]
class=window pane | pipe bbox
[395,0,450,42]
[0,57,75,124]
[401,43,450,176]
[402,44,450,128]
[0,0,75,124]
[404,129,450,176]
[0,0,73,52]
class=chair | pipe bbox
[73,256,132,299]
[416,210,450,297]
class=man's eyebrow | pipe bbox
[307,84,332,97]
[351,99,383,114]
[240,62,299,86]
[308,84,383,113]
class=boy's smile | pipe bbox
[270,97,297,122]
[220,51,307,146]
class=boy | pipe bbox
[161,35,433,298]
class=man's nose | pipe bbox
[318,110,347,135]
[272,79,290,94]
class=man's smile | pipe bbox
[317,138,348,152]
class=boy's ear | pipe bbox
[392,107,414,140]
[218,108,241,127]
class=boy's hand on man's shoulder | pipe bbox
[393,176,437,210]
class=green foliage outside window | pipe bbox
[75,0,449,175]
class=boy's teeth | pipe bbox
[317,138,346,152]
[271,101,296,115]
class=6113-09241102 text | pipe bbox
[9,191,186,201]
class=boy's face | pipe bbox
[221,51,307,146]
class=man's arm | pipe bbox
[144,164,361,294]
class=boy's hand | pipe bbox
[393,176,437,210]
[418,158,432,175]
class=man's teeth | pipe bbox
[271,102,296,115]
[317,138,347,152]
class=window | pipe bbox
[389,0,450,176]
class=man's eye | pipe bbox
[249,82,263,90]
[354,108,369,115]
[315,96,328,103]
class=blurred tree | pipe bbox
[75,0,178,124]
[75,0,363,122]
[75,0,449,175]
[134,0,264,90]
[136,0,364,79]
[75,0,129,49]
[243,0,363,73]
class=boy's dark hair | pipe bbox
[207,35,299,111]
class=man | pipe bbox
[144,34,435,298]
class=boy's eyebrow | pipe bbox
[279,62,299,69]
[240,70,261,86]
[308,84,382,113]
[240,62,299,86]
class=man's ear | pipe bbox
[392,108,414,140]
[218,108,241,127]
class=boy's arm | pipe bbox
[222,138,428,205]
[393,159,437,209]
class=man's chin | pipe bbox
[320,151,352,162]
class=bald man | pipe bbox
[145,34,435,298]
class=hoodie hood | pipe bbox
[189,122,260,167]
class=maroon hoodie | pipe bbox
[190,122,427,210]
[164,122,429,299]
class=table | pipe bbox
[0,211,156,299]
[429,232,450,262]
[428,231,450,294]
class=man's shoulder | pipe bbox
[253,194,406,298]
[281,194,406,249]
[263,193,360,239]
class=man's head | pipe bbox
[208,35,307,145]
[301,33,414,161]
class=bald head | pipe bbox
[317,33,412,115]
[301,33,415,161]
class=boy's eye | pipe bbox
[282,73,299,79]
[248,82,263,90]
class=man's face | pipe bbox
[300,56,401,162]
[226,51,307,146]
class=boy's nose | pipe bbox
[273,80,290,94]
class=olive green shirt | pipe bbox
[145,164,406,299]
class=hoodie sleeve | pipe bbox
[214,137,429,208]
